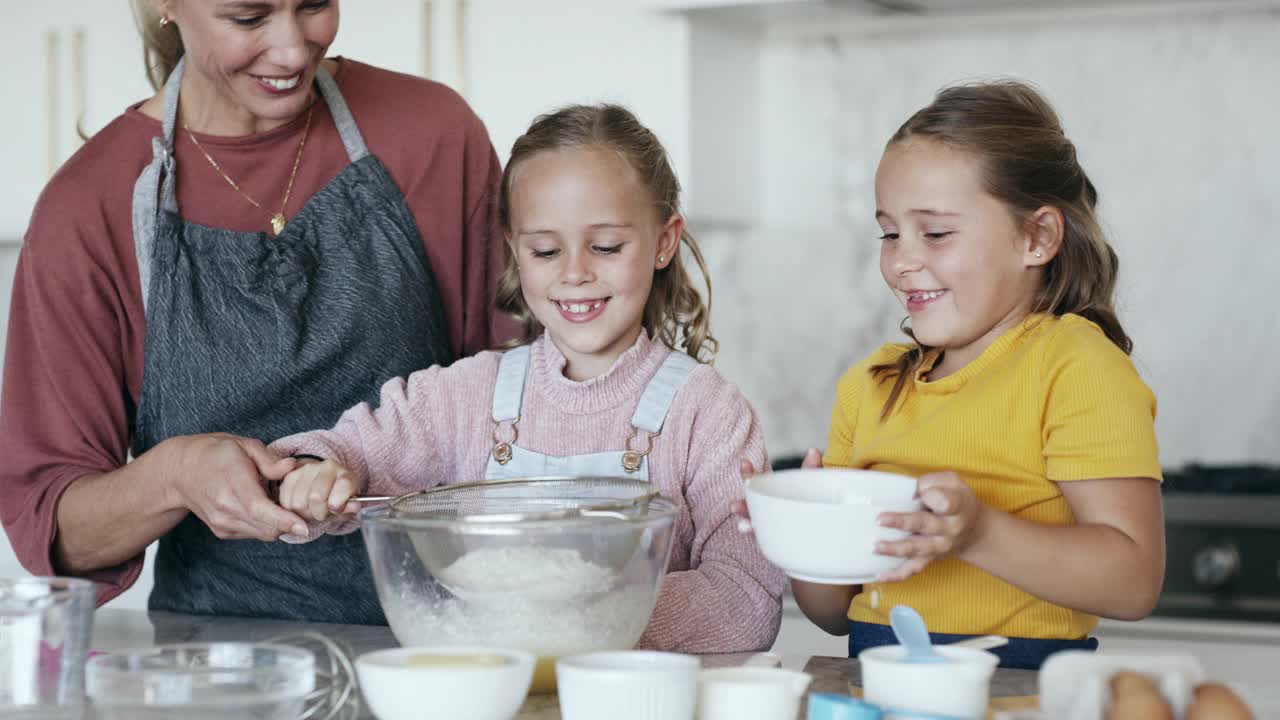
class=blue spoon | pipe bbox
[889,605,946,664]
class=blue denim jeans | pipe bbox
[849,620,1098,670]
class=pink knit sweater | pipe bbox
[270,331,785,653]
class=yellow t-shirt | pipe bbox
[827,313,1161,639]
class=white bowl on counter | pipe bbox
[556,651,699,720]
[744,468,922,584]
[355,646,535,720]
[696,666,813,720]
[858,644,999,719]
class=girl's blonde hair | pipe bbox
[132,0,185,90]
[873,80,1132,418]
[496,104,717,363]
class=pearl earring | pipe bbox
[1034,251,1043,258]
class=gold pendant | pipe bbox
[270,213,287,236]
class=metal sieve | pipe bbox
[352,475,661,523]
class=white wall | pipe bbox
[702,5,1280,465]
[463,1,692,193]
[0,247,31,589]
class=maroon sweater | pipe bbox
[0,58,508,602]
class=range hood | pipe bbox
[669,0,1276,35]
[672,0,1253,11]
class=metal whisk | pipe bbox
[263,631,360,720]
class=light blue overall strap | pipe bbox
[491,345,532,423]
[630,351,699,434]
[131,56,185,315]
[312,63,368,162]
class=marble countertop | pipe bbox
[89,609,1040,719]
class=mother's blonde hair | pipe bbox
[132,0,184,89]
[496,104,718,363]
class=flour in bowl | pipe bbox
[436,546,617,599]
[382,545,657,658]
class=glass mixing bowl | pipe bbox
[85,642,315,720]
[359,484,678,693]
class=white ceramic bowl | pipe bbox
[858,645,999,719]
[556,651,699,720]
[744,468,922,584]
[356,646,535,720]
[696,667,812,720]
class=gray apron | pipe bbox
[130,58,454,623]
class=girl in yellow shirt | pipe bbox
[738,81,1164,670]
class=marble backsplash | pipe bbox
[697,7,1280,467]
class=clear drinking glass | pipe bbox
[1,577,95,719]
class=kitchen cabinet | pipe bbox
[460,1,692,197]
[1,8,50,241]
[0,2,150,240]
[328,0,434,79]
[1,0,453,239]
[455,1,761,222]
[333,1,699,211]
[0,2,710,231]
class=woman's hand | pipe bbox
[277,458,365,522]
[873,471,988,582]
[731,448,823,534]
[167,434,308,541]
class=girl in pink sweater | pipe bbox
[269,104,785,653]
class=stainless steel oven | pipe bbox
[1158,465,1280,623]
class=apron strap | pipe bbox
[492,344,532,423]
[131,56,185,315]
[631,351,698,434]
[314,64,369,162]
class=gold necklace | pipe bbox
[184,105,314,236]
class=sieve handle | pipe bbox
[349,495,393,504]
[576,509,632,520]
[571,490,662,520]
[618,490,660,509]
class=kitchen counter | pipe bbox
[89,608,1040,719]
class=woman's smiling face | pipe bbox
[157,0,340,132]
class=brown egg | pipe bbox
[1110,670,1160,698]
[1187,682,1254,720]
[1105,671,1173,720]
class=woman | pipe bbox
[0,0,507,624]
